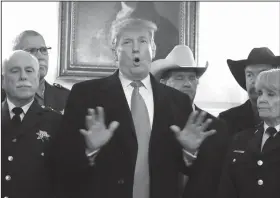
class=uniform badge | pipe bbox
[36,130,50,142]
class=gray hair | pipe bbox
[255,68,280,92]
[12,30,44,50]
[2,50,40,75]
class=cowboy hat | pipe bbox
[227,47,280,90]
[151,45,208,81]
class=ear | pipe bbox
[151,42,156,59]
[112,47,118,62]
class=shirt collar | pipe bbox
[7,97,34,116]
[118,71,152,91]
[263,122,280,133]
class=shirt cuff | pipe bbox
[85,149,100,166]
[182,149,198,166]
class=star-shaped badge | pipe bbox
[36,130,50,142]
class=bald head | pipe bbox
[2,50,40,106]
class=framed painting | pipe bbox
[57,1,198,81]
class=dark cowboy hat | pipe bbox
[151,45,208,81]
[227,47,280,90]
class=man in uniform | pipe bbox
[218,47,280,135]
[151,44,229,198]
[1,50,62,198]
[12,30,70,112]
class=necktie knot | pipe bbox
[266,127,277,137]
[130,81,143,89]
[12,107,23,116]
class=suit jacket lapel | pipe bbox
[1,100,12,135]
[16,101,44,138]
[149,76,166,137]
[247,126,263,155]
[100,71,137,162]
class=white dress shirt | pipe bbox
[119,72,154,129]
[261,122,280,149]
[7,98,34,121]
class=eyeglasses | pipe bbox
[24,47,52,55]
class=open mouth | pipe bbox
[133,57,140,66]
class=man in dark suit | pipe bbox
[11,30,70,112]
[1,50,62,198]
[217,68,280,198]
[218,47,280,135]
[53,18,216,198]
[151,44,229,198]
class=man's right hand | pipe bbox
[79,107,119,152]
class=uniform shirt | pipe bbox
[261,122,280,149]
[6,98,34,121]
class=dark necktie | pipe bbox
[11,107,23,126]
[130,81,151,198]
[262,127,278,152]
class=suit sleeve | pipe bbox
[183,119,230,198]
[51,83,96,198]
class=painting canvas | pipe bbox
[58,1,197,79]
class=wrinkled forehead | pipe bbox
[5,51,39,70]
[245,64,273,73]
[17,35,46,49]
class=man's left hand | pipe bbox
[170,111,216,154]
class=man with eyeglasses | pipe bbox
[11,30,70,113]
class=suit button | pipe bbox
[4,196,9,198]
[8,156,13,161]
[232,158,236,163]
[117,179,124,184]
[12,138,17,143]
[41,152,45,156]
[5,175,11,181]
[257,179,263,185]
[257,160,263,166]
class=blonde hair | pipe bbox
[110,17,157,49]
[255,68,280,92]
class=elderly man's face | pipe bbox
[257,87,280,121]
[245,64,273,104]
[165,70,198,102]
[2,52,40,103]
[17,35,49,81]
[115,28,155,80]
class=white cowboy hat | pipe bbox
[151,45,208,80]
